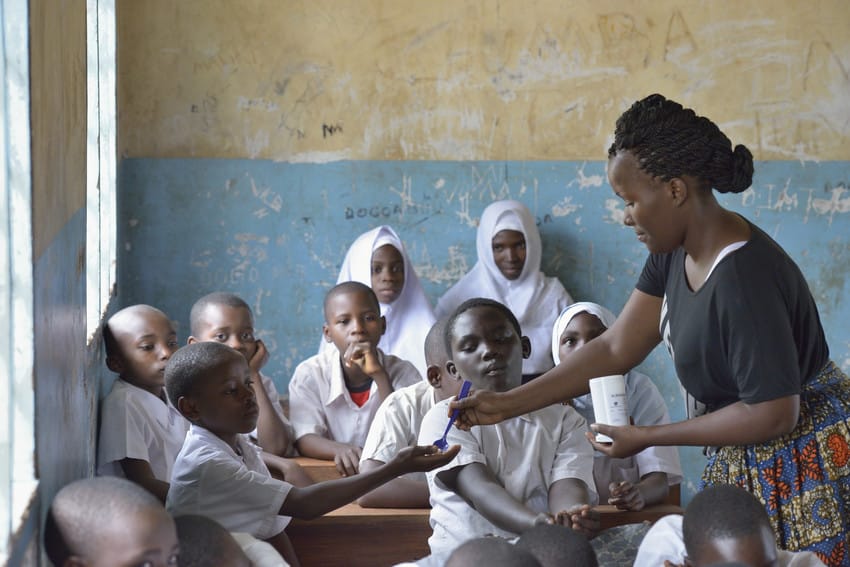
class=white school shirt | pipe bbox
[97,378,189,481]
[633,515,826,567]
[572,371,683,501]
[418,400,596,556]
[360,380,435,481]
[231,533,290,567]
[251,372,296,456]
[288,347,422,447]
[166,425,292,540]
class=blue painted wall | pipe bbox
[118,158,850,500]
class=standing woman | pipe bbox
[436,200,574,382]
[451,94,850,564]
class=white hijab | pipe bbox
[551,302,618,365]
[321,225,434,376]
[436,200,573,375]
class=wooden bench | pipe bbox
[288,458,682,566]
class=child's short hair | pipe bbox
[174,514,248,567]
[517,524,599,567]
[446,537,541,567]
[44,477,163,565]
[190,291,252,335]
[165,341,242,405]
[323,281,380,319]
[445,297,523,352]
[424,317,449,367]
[103,304,169,359]
[683,484,770,560]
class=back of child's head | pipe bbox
[103,304,171,360]
[683,484,773,563]
[174,514,250,567]
[445,537,542,567]
[516,523,599,567]
[45,476,176,566]
[445,297,522,353]
[424,317,449,368]
[323,281,380,320]
[189,291,252,335]
[165,341,243,409]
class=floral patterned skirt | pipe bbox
[702,360,850,567]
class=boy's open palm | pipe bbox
[390,444,460,474]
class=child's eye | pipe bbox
[391,264,404,274]
[139,344,154,351]
[240,331,254,341]
[337,318,349,325]
[371,265,381,274]
[214,333,227,341]
[493,245,503,252]
[168,340,179,348]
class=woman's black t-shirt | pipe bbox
[636,219,829,411]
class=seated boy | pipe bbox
[97,304,188,502]
[165,341,458,567]
[288,281,422,476]
[418,298,597,556]
[633,484,826,567]
[358,318,463,508]
[516,524,599,567]
[44,476,179,567]
[445,537,542,567]
[175,514,284,567]
[189,291,310,487]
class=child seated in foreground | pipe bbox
[633,484,826,567]
[175,514,289,567]
[165,341,458,567]
[552,302,682,515]
[516,523,599,567]
[289,281,422,476]
[418,297,596,555]
[97,304,188,502]
[189,292,310,487]
[445,537,542,567]
[358,318,463,508]
[44,476,179,567]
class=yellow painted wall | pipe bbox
[118,0,850,162]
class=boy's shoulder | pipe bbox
[379,351,422,386]
[382,380,434,414]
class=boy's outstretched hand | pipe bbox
[388,444,460,475]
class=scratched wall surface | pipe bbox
[118,0,850,162]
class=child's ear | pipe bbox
[177,396,200,422]
[322,324,332,342]
[520,336,532,359]
[105,354,124,374]
[446,361,459,378]
[426,365,442,388]
[187,336,198,345]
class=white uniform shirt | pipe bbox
[231,533,290,567]
[250,372,296,456]
[634,515,826,567]
[572,371,683,501]
[167,425,292,540]
[97,378,189,481]
[418,400,596,555]
[360,380,435,481]
[288,347,422,447]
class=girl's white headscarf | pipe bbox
[551,302,617,365]
[323,225,435,376]
[436,200,573,375]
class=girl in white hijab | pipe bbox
[435,200,572,379]
[552,302,682,510]
[321,225,435,376]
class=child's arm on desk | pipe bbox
[119,458,170,503]
[445,462,552,534]
[295,435,362,477]
[280,444,459,519]
[608,472,669,511]
[550,478,599,539]
[249,340,293,457]
[356,458,430,508]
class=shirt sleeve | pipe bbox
[360,392,412,464]
[549,407,597,501]
[418,403,487,480]
[97,391,152,470]
[635,253,671,298]
[287,360,330,441]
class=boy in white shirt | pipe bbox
[358,318,463,508]
[418,298,597,556]
[288,281,422,476]
[165,341,458,567]
[97,304,188,503]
